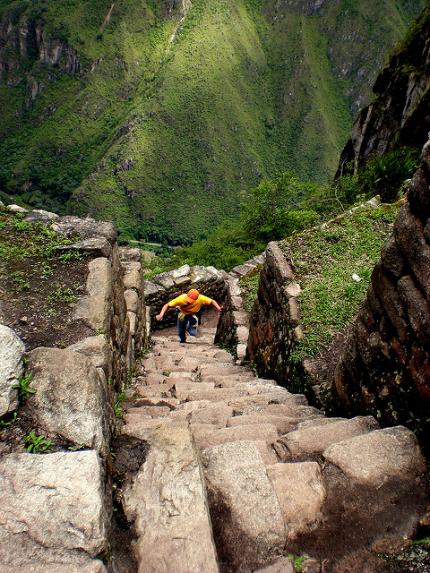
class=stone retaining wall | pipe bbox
[333,140,430,446]
[0,207,148,571]
[246,242,302,381]
[215,254,264,361]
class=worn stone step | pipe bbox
[228,413,305,434]
[202,440,285,571]
[136,384,174,399]
[122,422,219,573]
[279,416,379,459]
[192,422,279,451]
[267,462,326,541]
[174,381,216,400]
[170,401,233,427]
[201,373,257,386]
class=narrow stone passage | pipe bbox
[120,313,428,573]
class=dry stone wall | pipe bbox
[0,206,148,571]
[333,139,430,445]
[246,242,302,381]
[215,253,264,360]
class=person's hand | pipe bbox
[155,314,163,321]
[218,306,224,312]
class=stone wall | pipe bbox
[246,242,302,381]
[144,264,226,329]
[215,253,264,360]
[333,140,430,445]
[0,206,148,571]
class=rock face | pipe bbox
[0,325,25,416]
[27,347,111,454]
[0,451,108,570]
[0,10,80,102]
[337,6,430,177]
[334,140,430,449]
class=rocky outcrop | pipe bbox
[0,8,80,102]
[337,7,430,176]
[333,140,430,447]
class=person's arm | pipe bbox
[211,299,223,313]
[156,303,170,321]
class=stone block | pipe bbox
[324,426,426,487]
[267,462,325,539]
[0,325,24,416]
[67,335,110,371]
[202,440,285,570]
[124,289,139,313]
[123,422,218,573]
[74,258,112,333]
[27,348,111,454]
[0,451,108,570]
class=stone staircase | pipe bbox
[120,317,428,573]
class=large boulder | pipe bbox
[51,216,117,243]
[27,347,111,454]
[0,451,108,570]
[0,325,25,416]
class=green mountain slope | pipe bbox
[0,0,424,242]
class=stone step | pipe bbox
[267,462,326,541]
[192,422,279,451]
[202,440,285,571]
[170,401,233,427]
[227,413,305,434]
[122,422,219,573]
[174,381,216,400]
[278,416,380,459]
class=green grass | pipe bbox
[239,269,261,313]
[0,0,423,243]
[280,203,399,363]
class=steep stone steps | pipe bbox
[120,322,428,572]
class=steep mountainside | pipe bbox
[0,0,423,242]
[337,4,430,176]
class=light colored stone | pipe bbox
[125,289,139,312]
[0,563,107,573]
[7,204,27,213]
[267,462,326,539]
[171,264,190,279]
[324,426,426,487]
[185,401,233,427]
[175,381,215,400]
[282,416,379,457]
[285,282,302,298]
[51,216,116,242]
[193,423,279,450]
[67,335,110,370]
[0,451,108,569]
[236,325,249,343]
[0,325,24,416]
[254,557,295,573]
[123,422,218,573]
[74,257,112,332]
[128,311,137,336]
[25,209,59,223]
[143,281,160,296]
[202,440,285,569]
[228,414,301,434]
[123,261,142,290]
[55,237,111,257]
[28,348,111,454]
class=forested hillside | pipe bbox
[0,0,423,242]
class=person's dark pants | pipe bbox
[177,314,198,343]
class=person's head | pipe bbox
[186,288,200,301]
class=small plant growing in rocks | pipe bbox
[24,431,53,453]
[0,411,18,430]
[13,373,36,400]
